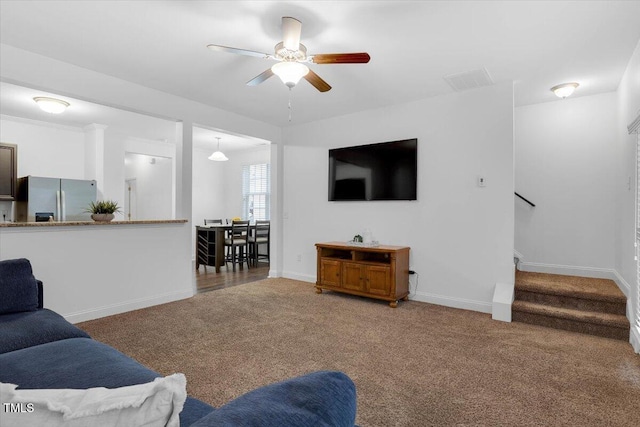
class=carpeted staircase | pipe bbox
[512,271,630,341]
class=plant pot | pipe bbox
[91,213,115,222]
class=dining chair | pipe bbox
[224,220,250,271]
[249,220,270,267]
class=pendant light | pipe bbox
[208,137,228,162]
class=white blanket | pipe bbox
[0,373,187,427]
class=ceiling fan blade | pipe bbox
[207,44,270,59]
[282,17,302,51]
[246,68,275,86]
[311,53,371,64]
[304,69,331,92]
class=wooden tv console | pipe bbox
[315,242,410,307]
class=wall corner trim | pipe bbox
[492,282,514,322]
[631,326,640,354]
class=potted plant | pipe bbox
[86,200,121,222]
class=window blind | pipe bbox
[242,163,270,221]
[637,135,640,329]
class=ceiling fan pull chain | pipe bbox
[288,87,292,122]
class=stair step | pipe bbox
[515,271,626,303]
[512,300,630,341]
[515,289,626,315]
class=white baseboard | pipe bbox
[519,261,616,279]
[282,271,316,283]
[631,326,640,354]
[267,269,280,278]
[282,272,492,313]
[514,249,523,261]
[410,291,492,314]
[63,289,194,324]
[611,270,632,298]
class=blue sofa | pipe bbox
[0,258,357,426]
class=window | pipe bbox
[243,163,270,221]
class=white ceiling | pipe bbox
[0,81,268,153]
[1,0,639,128]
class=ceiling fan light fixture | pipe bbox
[551,82,579,99]
[208,137,228,162]
[271,61,309,88]
[33,96,70,114]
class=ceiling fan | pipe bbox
[207,16,370,92]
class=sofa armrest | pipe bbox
[190,371,357,427]
[37,280,43,309]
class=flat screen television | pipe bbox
[328,138,417,201]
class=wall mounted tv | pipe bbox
[328,138,417,201]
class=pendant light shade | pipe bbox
[209,137,228,161]
[271,61,309,88]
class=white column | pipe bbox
[83,123,108,198]
[175,121,195,293]
[175,121,193,221]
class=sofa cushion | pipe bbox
[0,338,215,426]
[190,370,357,427]
[0,309,90,354]
[0,258,39,314]
[1,373,187,427]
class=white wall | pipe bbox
[614,39,640,352]
[0,117,85,179]
[0,117,86,221]
[282,82,515,313]
[125,153,173,220]
[123,136,176,220]
[515,93,618,275]
[0,223,192,323]
[192,146,227,227]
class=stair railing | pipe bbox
[515,192,535,207]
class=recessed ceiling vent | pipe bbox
[443,68,494,92]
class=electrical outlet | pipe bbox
[296,254,302,262]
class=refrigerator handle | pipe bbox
[56,191,61,222]
[61,190,66,221]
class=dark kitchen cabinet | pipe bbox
[0,143,17,201]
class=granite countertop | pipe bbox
[0,219,188,228]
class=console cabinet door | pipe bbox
[365,265,391,296]
[342,262,365,291]
[320,259,342,287]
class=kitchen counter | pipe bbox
[0,219,187,227]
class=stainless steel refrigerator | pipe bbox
[16,176,97,222]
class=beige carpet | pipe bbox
[78,278,640,426]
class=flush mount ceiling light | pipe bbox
[208,137,229,162]
[271,61,309,88]
[551,83,579,99]
[33,96,70,114]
